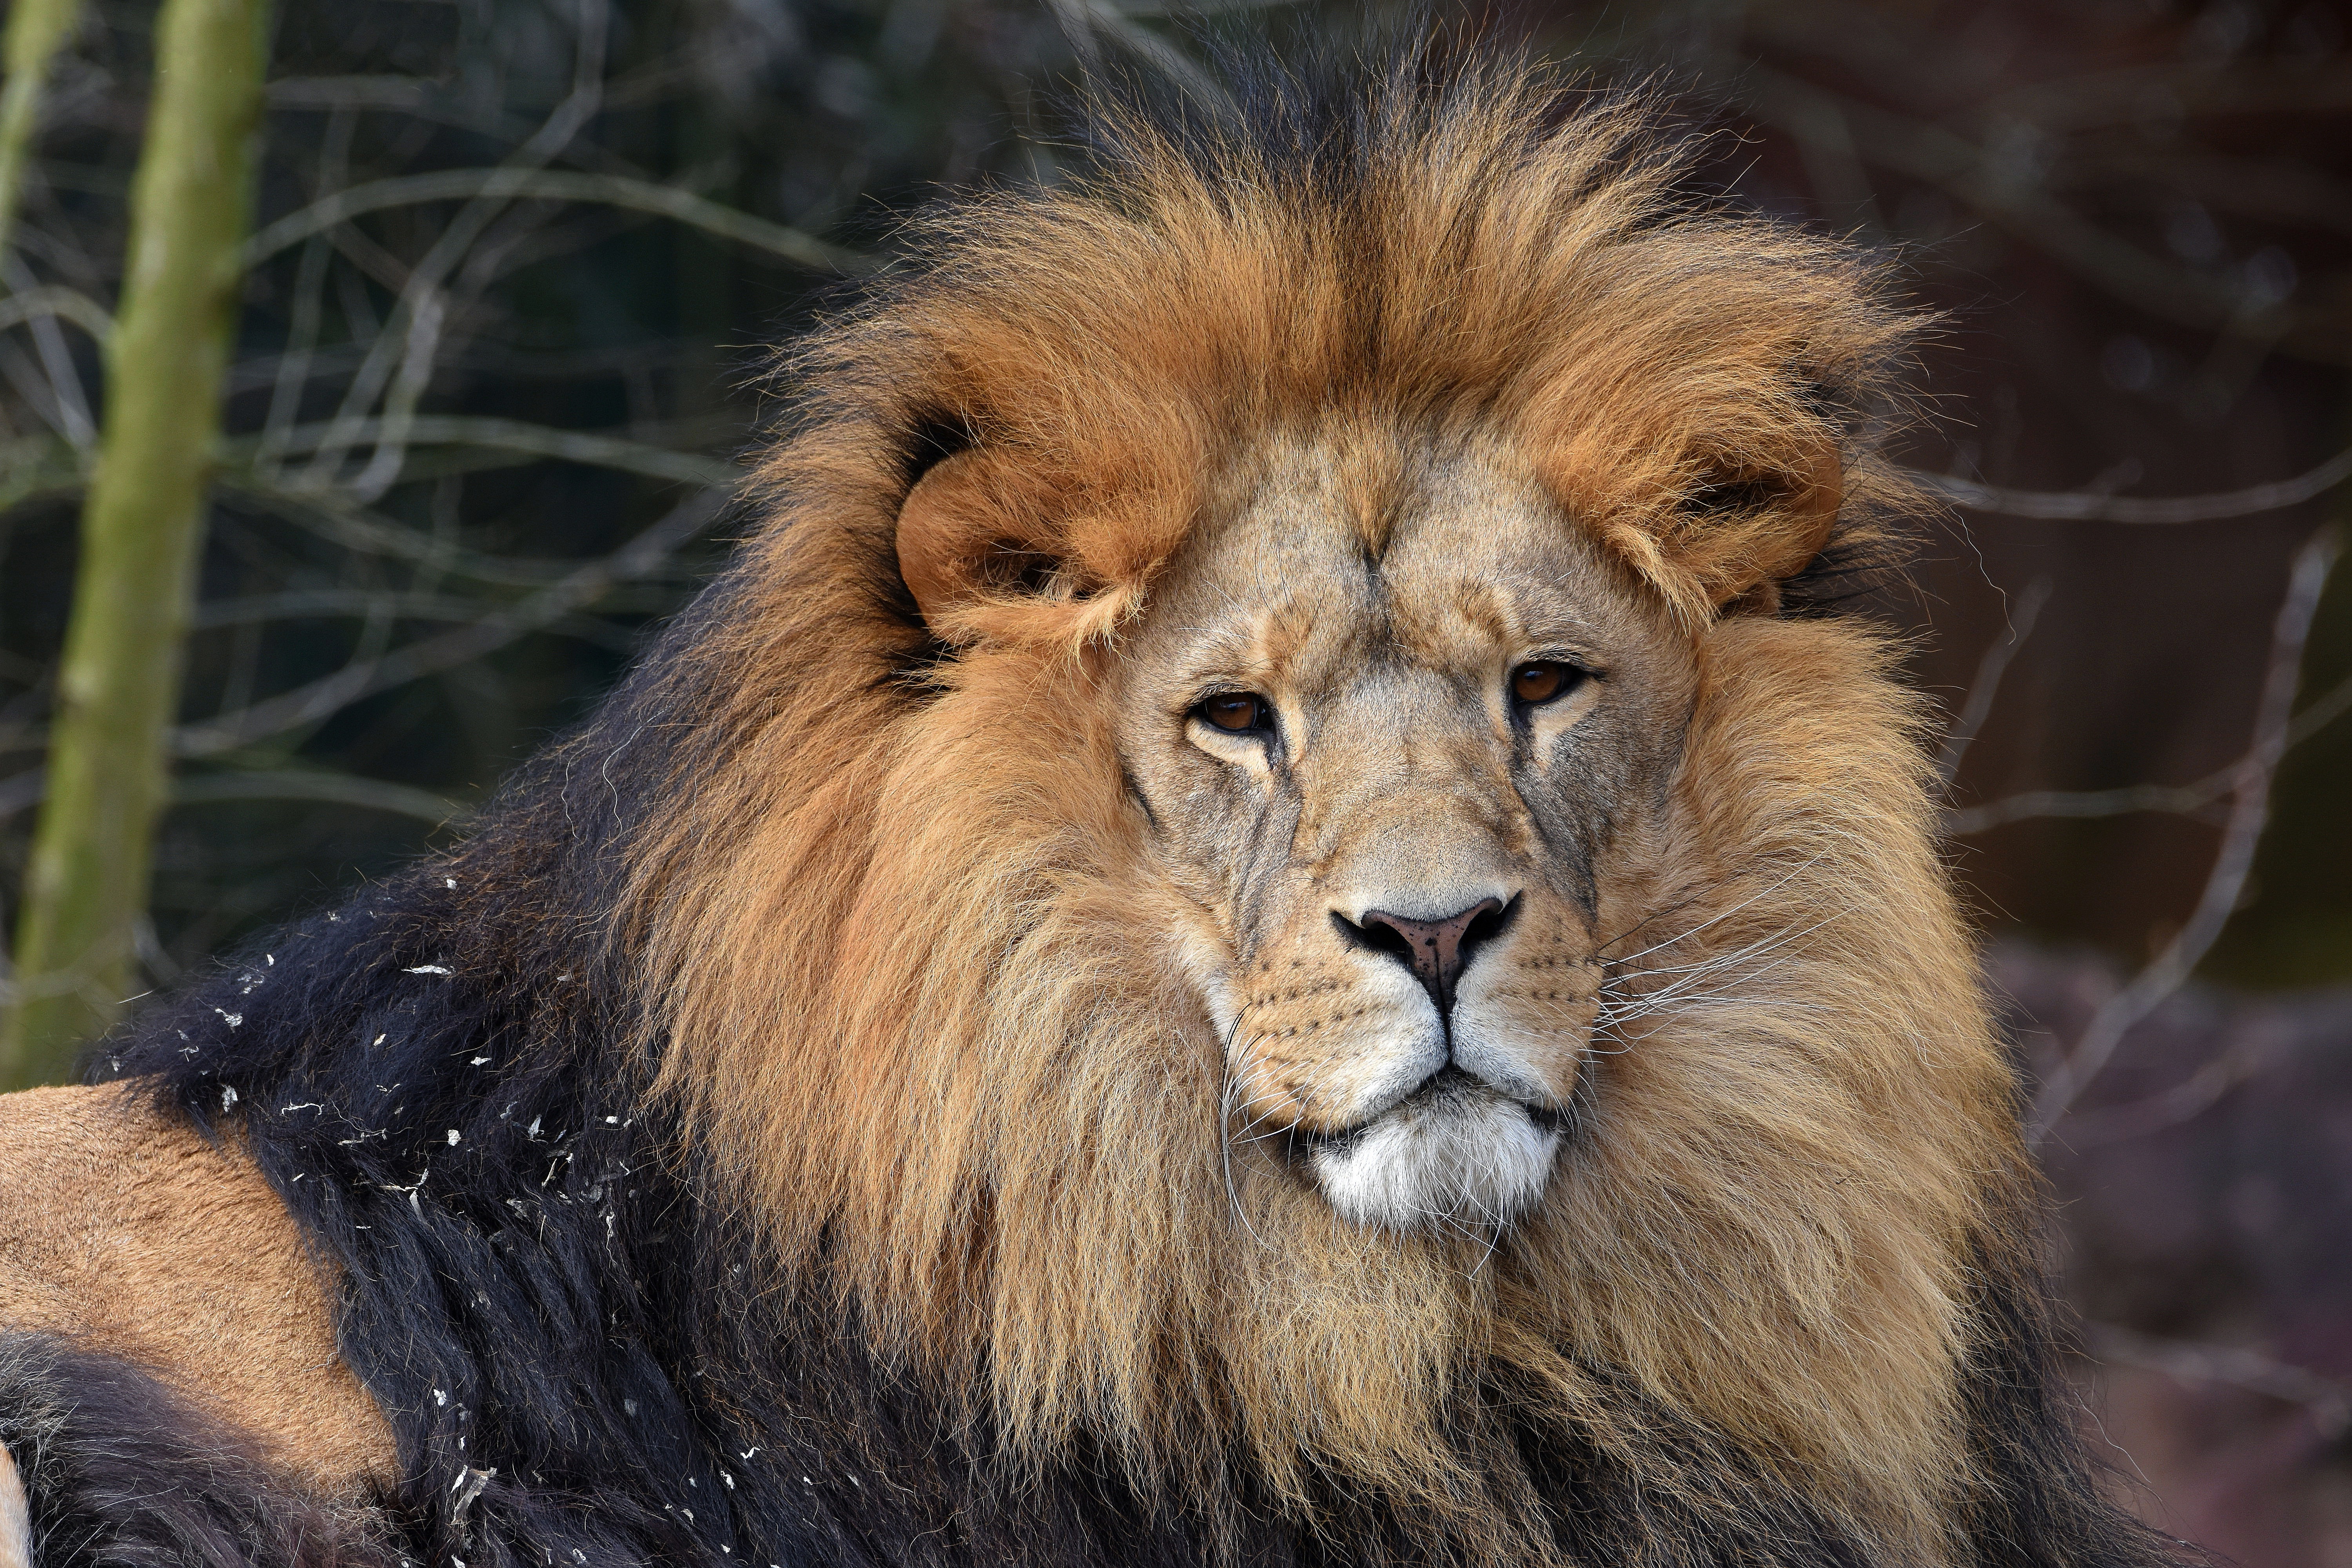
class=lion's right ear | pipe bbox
[895,446,1121,648]
[896,446,1000,630]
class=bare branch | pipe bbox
[1950,666,2352,835]
[2030,529,2341,1141]
[2087,1321,2351,1439]
[245,168,871,274]
[171,486,728,757]
[0,252,92,446]
[1049,0,1233,111]
[0,281,110,342]
[237,413,744,489]
[294,4,612,493]
[1938,576,2051,791]
[2059,1020,2283,1149]
[171,768,465,824]
[1726,63,2345,358]
[1914,443,2352,524]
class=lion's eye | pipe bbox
[1200,693,1270,733]
[1510,662,1579,707]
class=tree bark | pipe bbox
[1,0,273,1087]
[0,0,79,264]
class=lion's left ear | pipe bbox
[1602,438,1844,624]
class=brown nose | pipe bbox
[1349,896,1511,1014]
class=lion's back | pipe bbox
[0,1082,393,1495]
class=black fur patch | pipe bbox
[0,1333,402,1566]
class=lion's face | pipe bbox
[1117,434,1696,1232]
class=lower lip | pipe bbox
[1293,1096,1565,1151]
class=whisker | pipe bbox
[1597,855,1830,967]
[1217,1020,1277,1251]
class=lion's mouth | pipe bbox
[1287,1067,1566,1230]
[1289,1065,1563,1156]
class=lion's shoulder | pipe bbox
[0,1083,393,1494]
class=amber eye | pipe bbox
[1510,661,1578,707]
[1200,693,1270,733]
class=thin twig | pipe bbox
[2059,1017,2283,1149]
[2088,1321,2351,1439]
[0,251,90,445]
[1938,576,2051,790]
[295,0,612,494]
[2030,529,2340,1141]
[1725,60,2343,357]
[1914,442,2352,524]
[229,412,743,488]
[1950,666,2352,835]
[0,281,110,342]
[171,486,729,757]
[172,768,465,824]
[245,167,869,274]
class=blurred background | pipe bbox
[0,0,2344,1557]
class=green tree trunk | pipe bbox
[0,0,79,262]
[0,0,273,1088]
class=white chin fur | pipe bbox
[1311,1090,1559,1231]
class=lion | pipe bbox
[0,55,2184,1568]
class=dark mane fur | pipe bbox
[24,44,2188,1568]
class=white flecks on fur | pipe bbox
[220,1083,239,1110]
[406,964,453,976]
[447,1129,463,1145]
[449,1466,493,1521]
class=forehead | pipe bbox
[1138,434,1659,677]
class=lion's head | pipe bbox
[620,65,2019,1560]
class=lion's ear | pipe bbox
[1609,438,1844,623]
[895,446,1117,648]
[897,447,1062,629]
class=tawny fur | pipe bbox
[622,70,2009,1564]
[0,1084,396,1491]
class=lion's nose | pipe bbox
[1345,895,1514,1014]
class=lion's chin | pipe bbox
[1308,1078,1561,1232]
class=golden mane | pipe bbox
[618,63,2014,1564]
